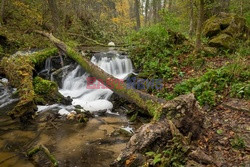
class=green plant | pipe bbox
[230,136,246,149]
[230,82,250,99]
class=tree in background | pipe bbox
[195,0,204,53]
[134,0,141,30]
[0,0,6,26]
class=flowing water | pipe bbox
[0,49,137,167]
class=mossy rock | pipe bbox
[203,13,233,38]
[33,77,72,105]
[209,33,234,49]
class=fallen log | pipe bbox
[35,30,164,119]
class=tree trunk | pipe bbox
[240,0,243,16]
[163,0,167,9]
[134,0,141,30]
[47,0,60,33]
[144,0,149,26]
[36,31,167,119]
[0,0,6,26]
[152,0,157,23]
[189,0,195,39]
[168,0,172,12]
[195,0,204,53]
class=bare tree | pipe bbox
[189,0,195,38]
[135,0,141,30]
[152,0,157,23]
[145,0,150,25]
[47,0,60,33]
[169,0,172,12]
[195,0,204,53]
[0,0,6,26]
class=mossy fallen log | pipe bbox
[0,48,69,120]
[36,30,164,119]
[27,144,58,167]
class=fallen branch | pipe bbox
[27,144,58,167]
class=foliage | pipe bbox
[145,136,189,166]
[172,59,249,106]
[128,24,191,80]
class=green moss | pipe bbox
[0,48,59,119]
[209,34,234,49]
[30,48,58,65]
[33,77,58,95]
[1,56,36,118]
[33,77,65,105]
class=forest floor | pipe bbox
[195,99,250,166]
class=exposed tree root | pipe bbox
[111,94,204,166]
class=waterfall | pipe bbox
[58,51,133,113]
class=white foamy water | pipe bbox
[57,51,133,114]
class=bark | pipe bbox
[47,0,60,33]
[240,0,243,16]
[111,94,204,167]
[0,0,6,25]
[152,0,157,23]
[189,0,195,39]
[36,30,165,119]
[144,0,149,25]
[169,0,173,12]
[134,0,141,30]
[163,0,167,9]
[195,0,204,53]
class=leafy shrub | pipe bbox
[127,24,190,80]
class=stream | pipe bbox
[0,48,139,167]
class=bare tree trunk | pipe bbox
[152,0,157,23]
[134,0,141,30]
[0,0,6,26]
[144,0,149,25]
[195,0,204,53]
[240,0,243,16]
[156,0,161,20]
[168,0,172,12]
[189,0,195,39]
[48,0,60,33]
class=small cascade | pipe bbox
[44,57,52,74]
[0,78,19,110]
[58,51,133,113]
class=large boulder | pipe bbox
[203,13,249,49]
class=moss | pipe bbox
[1,56,36,119]
[33,77,67,105]
[30,48,58,65]
[209,34,234,49]
[203,15,222,38]
[33,77,58,95]
[0,48,59,119]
